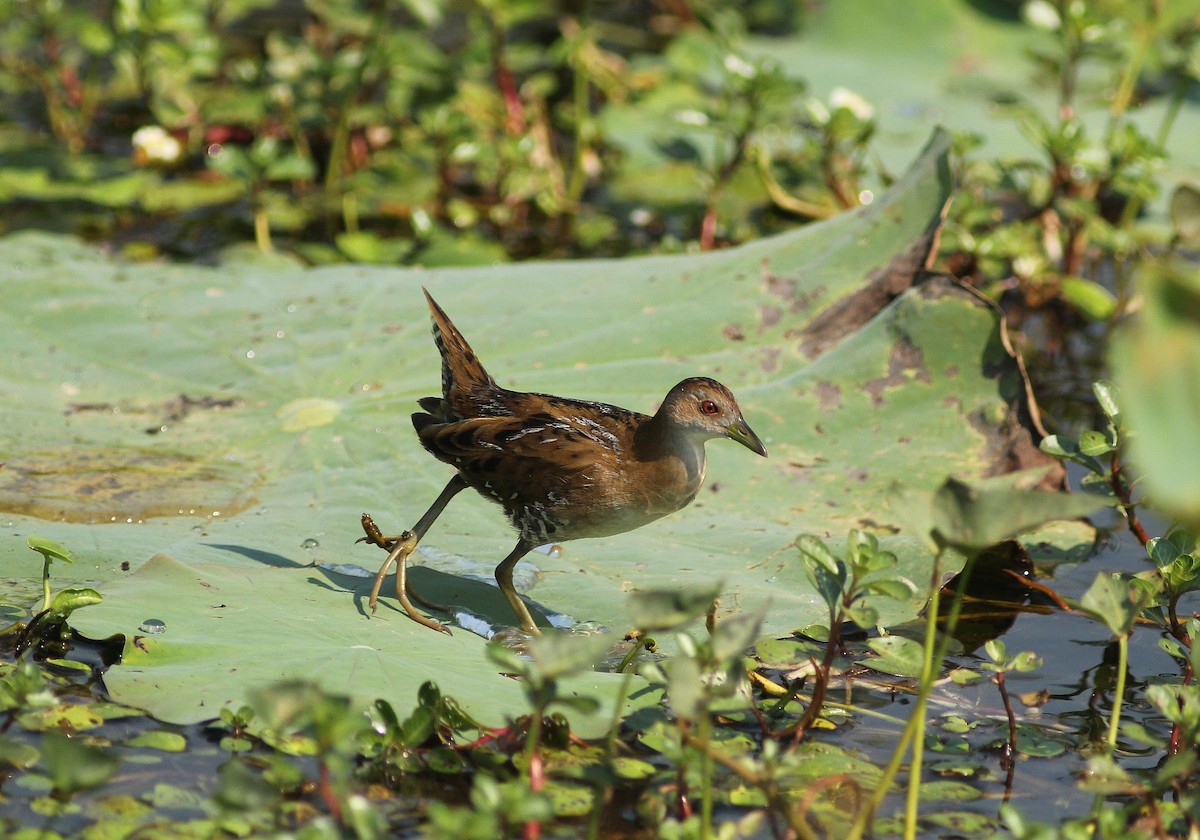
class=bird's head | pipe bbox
[659,377,768,457]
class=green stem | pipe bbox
[343,192,359,236]
[253,202,273,253]
[586,669,636,840]
[325,110,350,198]
[681,729,821,840]
[1155,74,1188,149]
[1106,633,1129,751]
[566,26,590,207]
[322,2,384,213]
[847,550,975,840]
[615,635,653,673]
[523,696,546,840]
[41,555,51,613]
[699,712,713,839]
[1109,16,1155,122]
[902,562,943,840]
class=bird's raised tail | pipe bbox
[423,288,496,404]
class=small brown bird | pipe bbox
[363,289,767,634]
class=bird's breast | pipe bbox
[524,453,703,543]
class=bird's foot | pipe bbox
[367,531,415,613]
[358,512,404,550]
[362,516,451,634]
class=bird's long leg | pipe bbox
[365,474,468,633]
[361,514,451,614]
[495,539,541,635]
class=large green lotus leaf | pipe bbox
[0,129,1088,726]
[73,553,650,738]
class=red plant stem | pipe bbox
[529,748,544,792]
[1110,451,1151,546]
[1167,657,1193,756]
[1004,569,1073,611]
[456,727,508,750]
[823,152,857,209]
[524,747,543,840]
[699,205,717,251]
[676,719,692,820]
[318,761,342,824]
[995,672,1018,773]
[791,624,842,744]
[489,25,524,137]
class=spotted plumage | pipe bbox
[363,289,767,635]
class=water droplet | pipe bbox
[301,538,319,551]
[139,618,166,635]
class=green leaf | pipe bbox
[1014,724,1066,758]
[1112,260,1200,521]
[847,531,894,575]
[1078,573,1149,637]
[41,732,120,795]
[27,537,72,564]
[125,731,188,752]
[213,757,279,813]
[1039,435,1104,475]
[1010,651,1043,672]
[795,535,841,576]
[626,583,722,632]
[1076,430,1113,457]
[526,632,612,681]
[0,735,40,769]
[77,555,653,738]
[983,638,1006,664]
[0,129,1092,732]
[1059,276,1117,321]
[710,607,766,663]
[930,475,1106,550]
[207,145,256,181]
[1092,380,1121,426]
[396,705,434,748]
[661,654,705,721]
[336,231,411,265]
[1169,183,1200,248]
[864,635,925,678]
[48,587,102,616]
[844,603,880,630]
[865,578,918,601]
[801,558,842,615]
[263,153,316,183]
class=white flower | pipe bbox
[830,87,874,121]
[1012,254,1042,280]
[132,126,182,164]
[722,53,756,79]
[1023,0,1061,31]
[674,109,710,127]
[804,98,831,126]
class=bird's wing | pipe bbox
[415,412,625,496]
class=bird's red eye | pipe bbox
[700,400,719,415]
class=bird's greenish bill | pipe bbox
[727,418,768,458]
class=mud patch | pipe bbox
[0,448,257,522]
